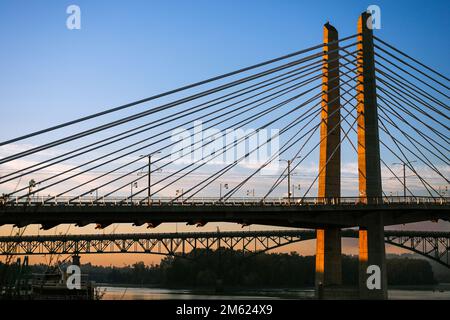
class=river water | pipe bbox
[99,285,450,300]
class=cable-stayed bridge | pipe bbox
[0,13,448,298]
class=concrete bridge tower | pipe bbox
[315,13,388,299]
[356,12,387,299]
[315,22,343,297]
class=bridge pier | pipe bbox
[358,216,387,299]
[315,227,342,287]
[315,22,343,298]
[356,12,387,299]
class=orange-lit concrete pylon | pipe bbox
[315,22,342,296]
[356,12,387,300]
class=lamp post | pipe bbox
[392,160,416,201]
[280,156,301,204]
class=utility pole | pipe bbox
[393,160,416,201]
[280,157,300,204]
[140,152,161,205]
[279,159,291,203]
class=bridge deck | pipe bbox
[1,199,448,229]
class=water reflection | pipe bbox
[99,286,450,300]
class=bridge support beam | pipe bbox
[356,12,387,299]
[315,228,342,287]
[315,22,342,298]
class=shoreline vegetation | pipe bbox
[2,249,446,290]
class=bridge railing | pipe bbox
[1,195,448,207]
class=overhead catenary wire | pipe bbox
[376,86,449,145]
[222,66,361,201]
[165,102,322,204]
[13,62,358,204]
[18,72,328,202]
[122,73,358,203]
[0,41,361,164]
[337,72,444,198]
[327,76,420,199]
[373,35,450,82]
[375,81,449,141]
[5,65,329,198]
[3,50,357,182]
[0,34,359,147]
[180,99,326,203]
[116,82,332,203]
[0,55,326,182]
[377,106,449,184]
[263,91,358,200]
[89,92,322,203]
[375,73,449,119]
[377,97,450,161]
[378,119,442,198]
[375,63,449,111]
[336,88,415,199]
[0,53,333,184]
[374,50,449,99]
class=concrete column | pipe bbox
[356,12,382,205]
[359,216,388,299]
[356,12,387,299]
[315,23,342,296]
[315,228,342,287]
[318,22,341,199]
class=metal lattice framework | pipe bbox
[0,230,307,259]
[383,231,450,267]
[0,230,448,267]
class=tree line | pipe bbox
[0,249,437,288]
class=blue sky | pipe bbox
[0,0,448,136]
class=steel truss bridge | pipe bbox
[1,230,449,268]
